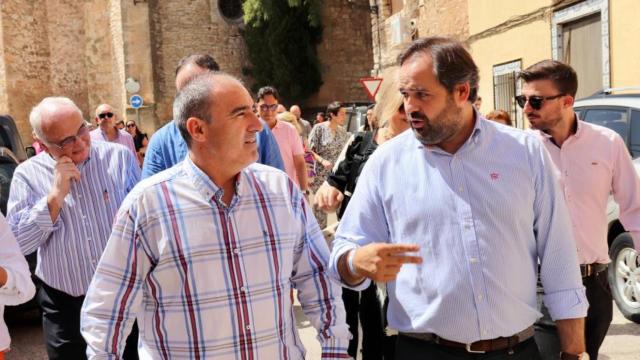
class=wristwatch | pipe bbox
[560,352,589,360]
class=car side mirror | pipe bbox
[25,146,36,158]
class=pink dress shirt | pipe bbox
[533,119,640,264]
[269,120,305,186]
[90,128,137,156]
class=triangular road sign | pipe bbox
[359,77,383,101]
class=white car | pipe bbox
[574,89,640,323]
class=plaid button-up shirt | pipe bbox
[81,157,349,359]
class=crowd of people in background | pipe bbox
[0,35,638,360]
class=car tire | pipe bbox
[608,232,640,324]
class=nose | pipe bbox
[248,110,263,132]
[403,95,419,115]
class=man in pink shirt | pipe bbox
[90,104,137,156]
[519,60,640,360]
[257,86,309,194]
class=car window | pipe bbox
[583,108,630,142]
[630,110,640,158]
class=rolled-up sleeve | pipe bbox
[329,153,389,291]
[533,141,588,320]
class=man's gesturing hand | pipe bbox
[314,181,344,213]
[350,243,422,283]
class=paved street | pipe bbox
[4,301,638,359]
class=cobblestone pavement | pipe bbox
[4,301,639,359]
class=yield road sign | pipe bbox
[130,95,144,109]
[359,77,383,101]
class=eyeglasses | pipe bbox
[98,112,114,119]
[45,123,89,151]
[515,94,565,110]
[259,104,278,112]
[126,123,136,128]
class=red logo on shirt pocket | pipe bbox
[490,172,499,180]
[592,161,598,165]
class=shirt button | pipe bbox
[478,294,484,301]
[245,325,251,331]
[458,187,464,192]
[240,286,247,292]
[469,257,478,263]
[482,329,489,335]
[233,248,240,254]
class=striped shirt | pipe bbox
[81,157,349,359]
[90,127,137,156]
[7,141,140,296]
[330,116,588,343]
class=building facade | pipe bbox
[0,0,373,144]
[370,0,640,128]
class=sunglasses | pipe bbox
[98,112,114,119]
[259,104,278,112]
[126,123,136,128]
[46,123,90,151]
[515,94,565,110]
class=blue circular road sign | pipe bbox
[130,95,144,109]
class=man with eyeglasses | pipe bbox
[142,54,284,179]
[257,86,309,195]
[520,60,640,360]
[90,104,136,156]
[6,97,141,359]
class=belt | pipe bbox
[580,263,608,278]
[400,325,535,354]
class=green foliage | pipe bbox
[242,0,323,103]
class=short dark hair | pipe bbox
[326,101,343,117]
[398,37,479,102]
[175,54,220,76]
[486,110,513,127]
[257,86,279,101]
[518,60,578,98]
[173,73,218,147]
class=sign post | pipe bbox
[130,94,144,125]
[359,77,383,101]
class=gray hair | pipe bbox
[29,97,83,141]
[173,72,243,147]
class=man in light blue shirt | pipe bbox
[329,37,588,359]
[142,54,284,179]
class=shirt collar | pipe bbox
[99,126,120,141]
[536,113,582,142]
[181,155,244,208]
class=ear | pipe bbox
[453,82,471,104]
[37,139,51,154]
[186,117,207,144]
[563,95,575,108]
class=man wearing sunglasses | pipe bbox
[521,60,640,360]
[6,97,140,359]
[142,54,284,179]
[90,104,136,156]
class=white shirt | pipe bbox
[0,214,36,351]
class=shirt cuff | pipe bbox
[329,242,371,291]
[543,287,588,321]
[320,337,351,359]
[32,196,59,233]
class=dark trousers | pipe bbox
[395,335,542,360]
[343,283,386,359]
[37,283,139,360]
[534,270,613,360]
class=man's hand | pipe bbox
[339,243,423,285]
[314,182,344,213]
[47,156,80,221]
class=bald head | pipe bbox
[290,105,301,119]
[30,97,83,140]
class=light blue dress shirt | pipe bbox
[142,120,285,179]
[329,116,588,343]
